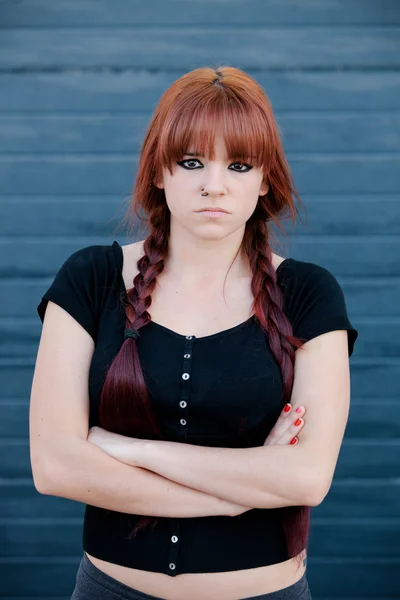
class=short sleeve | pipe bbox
[288,262,359,357]
[37,246,99,342]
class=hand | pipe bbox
[87,426,144,466]
[232,405,306,517]
[263,403,306,446]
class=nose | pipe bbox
[201,165,227,196]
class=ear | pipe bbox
[259,179,269,196]
[155,180,164,190]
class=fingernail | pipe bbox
[290,437,298,445]
[295,406,303,414]
[283,404,291,413]
[294,418,302,427]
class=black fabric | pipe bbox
[37,240,358,577]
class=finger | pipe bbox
[272,403,294,430]
[263,405,292,445]
[271,405,305,441]
[275,415,305,445]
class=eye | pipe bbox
[176,159,253,172]
[177,159,202,169]
[231,161,253,173]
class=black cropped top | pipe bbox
[37,240,358,576]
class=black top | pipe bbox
[37,240,358,576]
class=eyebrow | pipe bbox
[184,152,257,159]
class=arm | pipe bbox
[30,301,246,519]
[115,438,309,509]
[104,330,351,509]
[88,428,304,511]
[36,435,249,518]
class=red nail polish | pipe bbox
[295,407,302,414]
[283,404,291,413]
[290,437,297,445]
[294,418,302,426]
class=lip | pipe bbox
[197,210,229,218]
[196,207,230,214]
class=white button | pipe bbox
[179,401,187,408]
[185,336,193,340]
[171,535,178,543]
[169,562,176,570]
[182,373,190,380]
[184,353,191,358]
[180,419,187,426]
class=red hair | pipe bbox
[100,65,309,570]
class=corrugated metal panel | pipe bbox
[1,0,399,597]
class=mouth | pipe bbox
[196,207,230,214]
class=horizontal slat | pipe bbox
[0,72,399,112]
[1,28,399,70]
[290,196,400,236]
[2,397,398,439]
[0,113,398,153]
[1,317,397,359]
[1,0,399,26]
[2,518,399,558]
[2,359,397,397]
[0,236,399,276]
[0,195,399,236]
[2,478,399,518]
[3,438,399,479]
[1,557,398,596]
[1,155,398,194]
[0,481,85,518]
[0,197,123,238]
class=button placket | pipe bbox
[166,335,195,576]
[167,517,181,576]
[179,335,195,442]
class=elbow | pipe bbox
[32,464,52,495]
[30,449,62,496]
[31,460,56,495]
[302,468,331,507]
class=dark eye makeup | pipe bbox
[177,158,253,173]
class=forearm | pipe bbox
[134,440,315,509]
[34,437,248,518]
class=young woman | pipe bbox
[30,66,358,600]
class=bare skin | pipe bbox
[85,241,307,600]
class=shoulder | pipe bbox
[278,257,349,324]
[278,257,340,290]
[61,243,111,267]
[271,252,287,272]
[37,243,118,341]
[47,244,118,301]
[278,258,358,354]
[57,244,116,279]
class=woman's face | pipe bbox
[155,132,269,240]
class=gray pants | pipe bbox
[70,553,312,600]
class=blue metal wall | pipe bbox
[1,1,399,597]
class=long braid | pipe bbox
[99,217,171,538]
[243,217,309,569]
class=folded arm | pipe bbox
[34,434,249,518]
[100,330,351,510]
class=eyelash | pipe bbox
[176,159,253,173]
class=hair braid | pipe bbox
[243,219,309,569]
